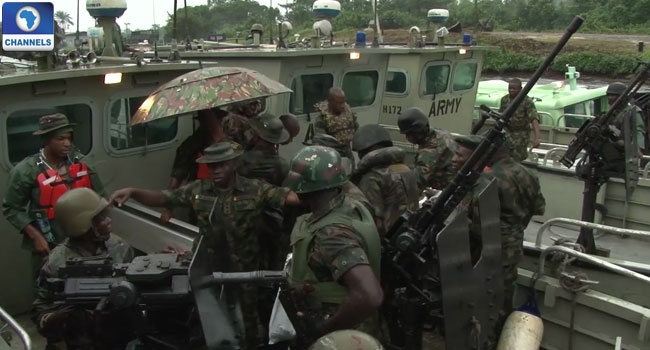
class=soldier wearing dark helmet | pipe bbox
[397,107,456,192]
[284,146,383,339]
[351,124,418,238]
[606,82,646,152]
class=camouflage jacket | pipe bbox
[485,157,546,238]
[499,95,539,134]
[313,101,359,146]
[342,181,373,218]
[353,147,419,238]
[414,129,457,191]
[33,235,134,337]
[163,175,289,272]
[291,193,381,336]
[238,148,289,187]
[612,102,646,150]
[223,113,253,148]
[170,128,213,182]
[2,151,106,249]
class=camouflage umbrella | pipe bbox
[130,67,292,125]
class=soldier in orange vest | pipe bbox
[161,107,229,223]
[2,113,105,278]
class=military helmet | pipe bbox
[55,188,109,238]
[309,330,384,350]
[352,124,392,152]
[606,82,627,96]
[454,134,485,150]
[397,107,429,134]
[284,146,348,193]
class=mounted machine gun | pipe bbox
[383,16,584,350]
[560,61,650,254]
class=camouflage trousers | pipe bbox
[501,230,525,314]
[506,131,531,162]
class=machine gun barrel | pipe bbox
[209,271,287,285]
[397,16,584,254]
[561,61,650,168]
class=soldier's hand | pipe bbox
[532,138,541,148]
[31,233,50,256]
[109,188,133,207]
[163,246,185,254]
[160,208,174,223]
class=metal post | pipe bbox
[577,173,599,254]
[269,0,274,44]
[76,0,80,41]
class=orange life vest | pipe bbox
[37,162,93,219]
[194,152,211,180]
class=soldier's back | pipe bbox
[415,129,457,191]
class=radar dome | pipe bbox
[313,0,341,18]
[86,0,127,18]
[427,9,449,23]
[313,20,333,37]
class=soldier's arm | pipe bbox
[313,224,383,333]
[260,182,300,207]
[634,109,646,150]
[528,100,541,147]
[2,161,37,233]
[321,265,383,334]
[110,188,170,208]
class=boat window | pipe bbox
[452,62,478,91]
[6,104,92,165]
[109,96,178,151]
[564,102,589,127]
[342,70,379,107]
[289,73,334,114]
[386,69,408,95]
[422,63,450,95]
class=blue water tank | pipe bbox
[86,0,127,18]
[313,0,341,18]
[427,9,449,23]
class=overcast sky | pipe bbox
[0,0,287,32]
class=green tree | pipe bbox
[55,10,73,31]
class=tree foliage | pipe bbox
[164,0,650,39]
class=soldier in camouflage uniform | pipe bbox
[2,113,105,280]
[452,135,545,315]
[606,82,646,152]
[110,142,300,350]
[397,107,457,192]
[284,146,383,341]
[33,188,134,349]
[351,124,419,238]
[162,107,229,223]
[223,99,264,147]
[499,79,541,162]
[313,87,359,167]
[238,113,290,186]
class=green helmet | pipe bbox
[55,188,109,238]
[352,124,392,152]
[397,107,428,134]
[606,82,626,96]
[309,330,384,350]
[284,146,348,193]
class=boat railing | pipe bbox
[556,113,595,127]
[538,245,650,285]
[0,305,31,350]
[536,111,555,125]
[535,217,650,248]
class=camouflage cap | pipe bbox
[32,113,76,136]
[249,113,290,144]
[284,146,348,194]
[454,134,484,150]
[196,141,243,163]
